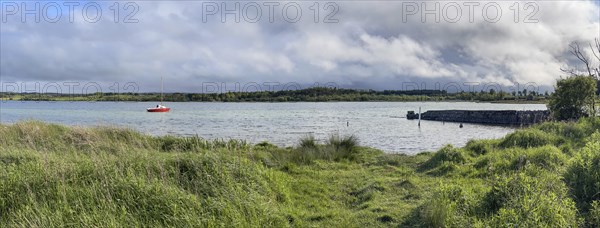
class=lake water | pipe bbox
[0,101,547,154]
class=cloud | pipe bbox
[1,0,598,92]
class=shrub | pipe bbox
[548,75,597,120]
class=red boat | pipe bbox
[147,105,170,112]
[147,77,171,113]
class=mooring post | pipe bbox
[418,107,421,127]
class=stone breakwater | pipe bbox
[406,110,550,125]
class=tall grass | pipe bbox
[2,117,600,226]
[0,121,288,227]
[415,117,600,226]
[299,134,317,149]
[499,128,559,148]
[282,134,360,164]
[564,136,600,214]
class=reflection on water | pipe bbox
[0,101,547,154]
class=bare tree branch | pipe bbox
[591,39,600,62]
[560,67,578,76]
[569,42,593,77]
[593,38,600,79]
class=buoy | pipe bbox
[459,123,463,128]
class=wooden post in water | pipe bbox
[418,107,421,127]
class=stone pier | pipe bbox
[406,110,550,125]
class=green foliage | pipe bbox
[470,145,566,178]
[255,141,277,148]
[299,135,317,149]
[286,134,361,164]
[484,170,579,227]
[499,128,558,148]
[0,124,289,227]
[327,134,359,155]
[2,118,600,227]
[548,75,597,120]
[465,139,499,156]
[564,139,600,214]
[589,201,600,227]
[419,145,467,176]
[422,169,579,227]
[420,183,483,227]
[157,135,249,152]
[510,146,567,171]
[536,121,586,141]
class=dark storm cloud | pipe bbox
[1,1,599,92]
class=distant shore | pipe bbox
[0,98,546,104]
[0,87,549,104]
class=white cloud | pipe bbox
[1,0,598,91]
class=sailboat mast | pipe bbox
[160,76,163,105]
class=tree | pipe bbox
[561,38,600,95]
[548,76,597,120]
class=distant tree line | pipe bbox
[0,87,548,103]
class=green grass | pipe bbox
[1,118,600,226]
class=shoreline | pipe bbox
[0,119,528,155]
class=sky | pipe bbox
[1,0,599,93]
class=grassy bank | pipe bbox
[1,119,600,226]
